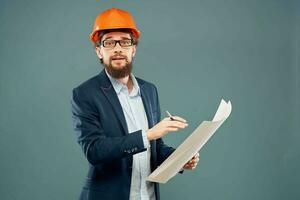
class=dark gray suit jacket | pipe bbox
[71,69,176,200]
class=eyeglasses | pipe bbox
[101,39,134,48]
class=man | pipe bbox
[71,7,199,200]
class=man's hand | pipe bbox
[183,152,200,170]
[146,116,188,141]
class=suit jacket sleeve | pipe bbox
[71,88,147,166]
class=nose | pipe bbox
[113,42,123,53]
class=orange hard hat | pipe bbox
[90,7,141,43]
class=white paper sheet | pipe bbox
[146,99,232,183]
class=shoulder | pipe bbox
[135,76,160,104]
[135,76,158,92]
[72,73,101,99]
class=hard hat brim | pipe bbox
[90,28,140,43]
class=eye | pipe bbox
[120,39,132,46]
[103,40,115,47]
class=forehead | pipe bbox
[101,31,131,40]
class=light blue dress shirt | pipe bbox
[105,69,156,200]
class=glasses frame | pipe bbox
[101,39,134,48]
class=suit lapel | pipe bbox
[140,86,154,129]
[139,83,157,171]
[98,70,129,135]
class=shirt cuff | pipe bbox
[142,130,150,149]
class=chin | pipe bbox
[112,64,126,69]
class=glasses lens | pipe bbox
[103,40,116,48]
[120,39,132,47]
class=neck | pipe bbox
[117,75,133,92]
[117,75,129,85]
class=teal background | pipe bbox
[0,0,299,199]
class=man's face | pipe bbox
[95,31,136,79]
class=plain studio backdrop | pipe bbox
[0,0,299,199]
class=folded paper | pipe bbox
[147,99,232,183]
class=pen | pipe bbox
[166,111,175,121]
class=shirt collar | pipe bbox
[105,68,140,96]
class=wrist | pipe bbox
[146,129,153,141]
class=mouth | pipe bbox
[112,56,126,61]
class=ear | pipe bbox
[132,45,137,57]
[95,46,103,59]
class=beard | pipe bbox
[104,55,133,79]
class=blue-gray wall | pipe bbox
[0,0,299,199]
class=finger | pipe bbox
[190,155,199,163]
[163,117,171,121]
[188,162,197,168]
[167,127,179,132]
[169,121,188,128]
[191,159,199,165]
[192,152,199,159]
[185,163,196,170]
[190,154,198,161]
[189,158,199,165]
[188,157,196,163]
[192,156,199,162]
[171,116,187,123]
[164,116,180,121]
[193,158,199,164]
[184,163,190,168]
[185,162,193,166]
[183,165,192,170]
[187,161,196,166]
[189,159,195,164]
